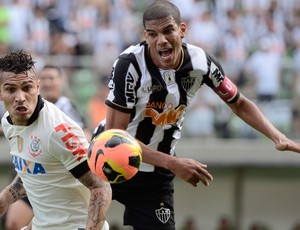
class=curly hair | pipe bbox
[0,50,36,74]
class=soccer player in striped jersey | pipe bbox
[97,1,300,229]
[0,50,111,230]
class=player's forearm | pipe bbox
[6,175,27,203]
[86,184,112,230]
[139,141,175,170]
[230,94,285,143]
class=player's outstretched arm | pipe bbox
[77,170,112,230]
[0,175,27,216]
[228,94,300,153]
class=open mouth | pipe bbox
[159,48,173,59]
[15,106,28,113]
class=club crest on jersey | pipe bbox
[155,204,171,224]
[28,135,42,157]
[161,70,176,85]
[181,74,196,92]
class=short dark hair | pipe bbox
[0,50,36,74]
[143,1,182,28]
[42,65,63,77]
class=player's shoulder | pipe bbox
[183,42,211,71]
[1,111,11,137]
[41,100,84,137]
[119,42,147,62]
[41,100,72,124]
[114,42,146,72]
[184,42,207,58]
[121,41,146,55]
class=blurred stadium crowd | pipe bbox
[1,0,300,139]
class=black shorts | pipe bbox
[21,196,32,207]
[111,168,175,230]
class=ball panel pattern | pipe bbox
[87,129,142,184]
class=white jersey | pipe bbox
[2,97,91,230]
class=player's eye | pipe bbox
[22,85,33,92]
[147,32,156,38]
[4,87,15,93]
[164,27,174,35]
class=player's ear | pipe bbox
[144,30,148,43]
[180,23,186,39]
[36,79,40,94]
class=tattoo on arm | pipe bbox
[8,176,27,202]
[78,171,112,229]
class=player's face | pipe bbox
[144,16,186,70]
[39,68,63,103]
[0,71,40,126]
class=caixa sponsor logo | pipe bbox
[12,155,46,174]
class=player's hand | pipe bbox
[275,136,300,153]
[168,157,213,187]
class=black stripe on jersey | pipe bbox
[105,53,141,116]
[70,160,90,178]
[176,43,194,106]
[203,52,225,88]
[135,45,169,145]
[157,126,178,154]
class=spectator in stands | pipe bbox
[88,76,109,129]
[244,36,282,103]
[290,12,300,139]
[180,217,198,230]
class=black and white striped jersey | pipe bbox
[54,96,87,129]
[106,41,239,172]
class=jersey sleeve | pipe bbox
[203,52,240,103]
[49,122,89,173]
[105,54,141,113]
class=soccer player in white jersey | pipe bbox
[3,64,94,230]
[0,50,111,230]
[95,1,300,229]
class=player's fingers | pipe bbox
[195,163,213,181]
[188,171,210,187]
[198,173,210,186]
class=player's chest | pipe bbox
[137,69,201,103]
[8,130,54,174]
